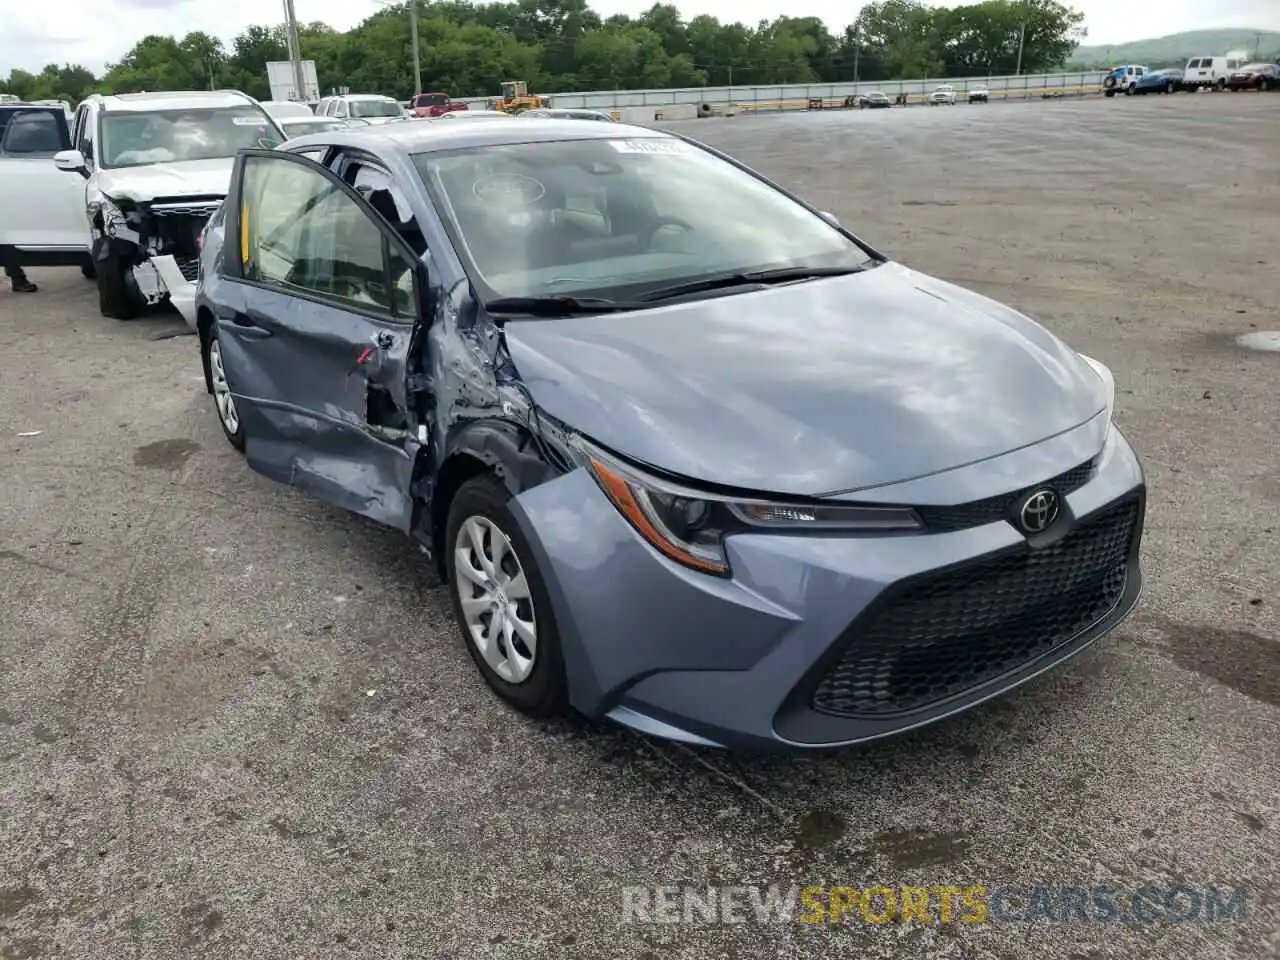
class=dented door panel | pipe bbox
[215,282,421,531]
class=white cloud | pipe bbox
[1,0,1277,76]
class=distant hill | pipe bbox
[1068,29,1280,68]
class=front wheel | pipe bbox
[204,330,245,451]
[1104,90,1116,98]
[1166,82,1175,94]
[95,253,143,320]
[80,259,95,280]
[446,473,567,718]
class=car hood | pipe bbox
[97,158,235,203]
[502,262,1108,497]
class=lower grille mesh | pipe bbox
[810,497,1139,718]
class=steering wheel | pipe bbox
[644,215,694,245]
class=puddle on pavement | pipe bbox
[1236,331,1280,352]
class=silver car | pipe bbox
[192,119,1145,751]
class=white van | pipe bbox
[1183,55,1247,89]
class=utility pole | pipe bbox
[1015,20,1026,75]
[282,0,306,100]
[409,0,422,97]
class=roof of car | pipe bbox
[283,118,672,156]
[89,90,259,113]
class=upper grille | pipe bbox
[810,496,1139,718]
[915,458,1096,532]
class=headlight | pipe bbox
[1079,353,1116,423]
[575,438,922,577]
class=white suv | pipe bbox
[49,90,285,321]
[1102,65,1149,96]
[315,94,408,124]
[929,85,957,105]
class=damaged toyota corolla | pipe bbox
[193,120,1145,751]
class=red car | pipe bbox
[411,92,469,118]
[1225,63,1280,91]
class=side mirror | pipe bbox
[819,210,840,227]
[54,149,89,179]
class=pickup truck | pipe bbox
[0,103,94,277]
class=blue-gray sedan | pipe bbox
[191,120,1145,751]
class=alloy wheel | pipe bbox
[453,515,538,684]
[209,339,240,435]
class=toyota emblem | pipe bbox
[1018,489,1060,534]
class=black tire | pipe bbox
[445,472,568,718]
[1165,82,1175,94]
[1215,78,1226,91]
[96,254,142,320]
[203,327,245,452]
[1104,90,1115,98]
[1124,85,1133,96]
[80,259,95,280]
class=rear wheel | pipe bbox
[80,259,95,280]
[446,473,567,718]
[1165,82,1175,94]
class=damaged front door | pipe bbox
[217,149,425,532]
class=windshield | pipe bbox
[99,106,282,169]
[415,94,448,107]
[413,137,872,302]
[350,99,403,119]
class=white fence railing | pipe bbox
[459,71,1108,112]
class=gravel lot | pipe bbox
[1,93,1277,960]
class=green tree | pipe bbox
[1,0,1090,103]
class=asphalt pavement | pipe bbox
[1,92,1277,959]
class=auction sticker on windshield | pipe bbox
[609,139,689,154]
[232,116,267,125]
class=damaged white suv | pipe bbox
[50,90,285,321]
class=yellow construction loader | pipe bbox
[488,81,550,114]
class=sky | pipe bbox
[2,0,1278,77]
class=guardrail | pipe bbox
[457,71,1108,113]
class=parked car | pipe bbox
[438,109,511,120]
[411,92,470,118]
[191,119,1145,752]
[315,94,407,124]
[522,108,617,122]
[33,90,286,322]
[0,102,94,278]
[1133,69,1181,94]
[259,100,316,120]
[967,86,989,103]
[1225,62,1280,91]
[929,84,957,105]
[1182,55,1247,90]
[1102,64,1150,96]
[277,116,354,137]
[858,91,892,109]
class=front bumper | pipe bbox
[150,254,198,331]
[510,419,1145,752]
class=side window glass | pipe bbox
[336,102,349,118]
[0,111,65,157]
[241,155,402,316]
[77,108,94,161]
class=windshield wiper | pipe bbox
[636,264,870,303]
[484,295,644,318]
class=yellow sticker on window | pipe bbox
[240,198,250,270]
